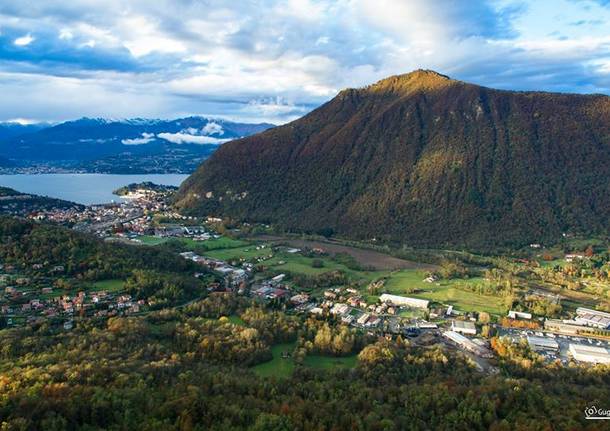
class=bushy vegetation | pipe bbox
[0,217,198,280]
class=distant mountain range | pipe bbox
[175,69,610,249]
[0,117,274,174]
[0,122,49,141]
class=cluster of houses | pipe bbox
[251,274,291,300]
[1,284,144,328]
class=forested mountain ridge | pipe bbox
[175,70,610,249]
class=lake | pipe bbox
[0,173,189,205]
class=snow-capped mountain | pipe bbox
[0,117,274,173]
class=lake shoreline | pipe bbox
[0,173,188,205]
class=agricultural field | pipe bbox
[137,235,248,251]
[204,244,388,283]
[138,233,536,316]
[381,270,508,315]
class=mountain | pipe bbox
[0,121,49,141]
[0,117,274,173]
[0,156,13,167]
[175,70,610,249]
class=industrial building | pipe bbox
[442,331,492,358]
[544,319,584,335]
[569,344,610,364]
[379,294,429,309]
[575,308,610,329]
[451,320,476,335]
[527,335,559,352]
[508,310,532,320]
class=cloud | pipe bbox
[14,33,35,46]
[0,0,609,124]
[122,132,155,145]
[59,28,73,40]
[157,131,230,145]
[201,121,224,135]
[5,117,41,125]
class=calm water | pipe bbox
[0,173,189,205]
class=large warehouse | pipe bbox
[569,344,610,364]
[527,336,559,352]
[442,331,492,358]
[379,294,429,309]
[575,308,610,329]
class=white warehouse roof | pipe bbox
[569,344,610,364]
[527,336,559,351]
[379,293,429,309]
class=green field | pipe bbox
[251,342,296,378]
[253,342,359,378]
[91,279,125,292]
[137,235,248,250]
[381,270,506,315]
[138,235,169,245]
[204,245,274,261]
[383,270,430,294]
[302,354,358,370]
[205,245,387,285]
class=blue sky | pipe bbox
[1,0,610,124]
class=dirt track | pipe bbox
[255,235,438,271]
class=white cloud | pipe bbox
[59,28,73,40]
[122,132,155,145]
[119,15,187,57]
[14,33,35,46]
[157,131,230,145]
[201,121,224,135]
[1,0,610,124]
[5,117,40,125]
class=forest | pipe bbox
[0,217,199,281]
[1,295,609,430]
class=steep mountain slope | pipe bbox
[175,70,610,248]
